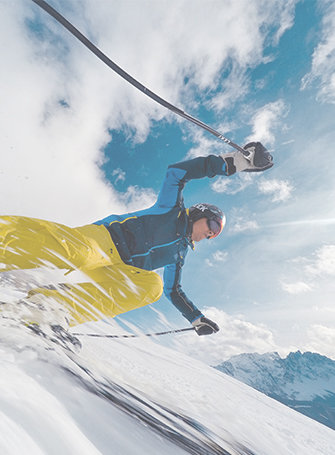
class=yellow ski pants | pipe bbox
[0,216,163,325]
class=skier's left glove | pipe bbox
[221,141,273,175]
[192,316,220,336]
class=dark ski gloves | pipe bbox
[221,141,273,175]
[192,316,220,336]
[242,142,274,172]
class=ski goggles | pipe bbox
[207,218,224,239]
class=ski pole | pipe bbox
[72,327,196,338]
[31,0,247,155]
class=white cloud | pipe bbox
[281,281,313,295]
[305,244,335,277]
[205,250,228,267]
[301,1,335,104]
[271,0,297,44]
[111,168,126,184]
[281,139,295,146]
[246,100,289,146]
[211,178,231,194]
[230,218,259,233]
[281,244,335,295]
[306,324,335,359]
[172,307,278,365]
[185,121,238,160]
[115,185,157,213]
[210,66,250,111]
[213,250,228,262]
[257,178,293,202]
[211,173,253,195]
[266,218,335,229]
[0,1,296,225]
[186,130,221,159]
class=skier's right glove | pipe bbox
[221,141,273,175]
[192,316,220,336]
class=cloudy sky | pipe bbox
[1,0,335,364]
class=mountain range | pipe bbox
[214,351,335,430]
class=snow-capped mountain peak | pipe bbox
[214,351,335,429]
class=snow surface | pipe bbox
[0,310,335,455]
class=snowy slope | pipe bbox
[0,314,334,455]
[214,351,335,430]
[0,323,186,455]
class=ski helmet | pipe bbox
[188,203,226,239]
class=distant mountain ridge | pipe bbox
[214,351,335,430]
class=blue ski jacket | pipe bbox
[94,155,230,322]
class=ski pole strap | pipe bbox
[72,327,195,338]
[31,0,246,155]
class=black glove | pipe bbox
[192,316,220,336]
[221,141,273,174]
[242,142,274,172]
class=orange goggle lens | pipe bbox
[207,218,223,239]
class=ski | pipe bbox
[27,323,82,353]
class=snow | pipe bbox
[215,351,335,401]
[0,308,335,454]
[0,323,186,455]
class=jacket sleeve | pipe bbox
[163,260,203,323]
[160,155,230,322]
[155,155,229,210]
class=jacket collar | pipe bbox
[185,208,194,249]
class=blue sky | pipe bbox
[1,0,335,363]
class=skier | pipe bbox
[0,142,272,334]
